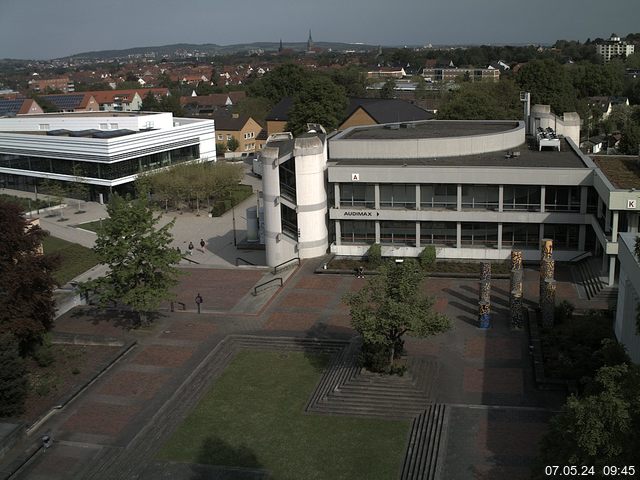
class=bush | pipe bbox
[32,334,55,367]
[418,245,436,269]
[358,339,405,374]
[366,243,382,268]
[555,300,575,324]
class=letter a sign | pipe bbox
[351,173,360,181]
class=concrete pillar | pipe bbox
[578,224,586,251]
[538,224,545,250]
[497,223,503,250]
[457,184,462,212]
[334,183,340,208]
[456,222,462,249]
[415,222,421,248]
[580,186,588,214]
[498,185,504,212]
[374,184,380,210]
[335,220,341,246]
[415,185,421,211]
[612,211,619,241]
[375,221,380,244]
[608,256,616,287]
[540,185,546,213]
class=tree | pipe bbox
[286,76,348,134]
[140,91,160,111]
[619,123,640,155]
[246,64,310,104]
[0,333,28,417]
[534,364,640,476]
[330,66,367,97]
[437,80,522,120]
[84,194,181,326]
[226,136,240,152]
[234,96,273,126]
[343,260,451,372]
[516,59,578,114]
[0,199,58,353]
[380,78,396,99]
[69,164,89,213]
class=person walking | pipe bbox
[188,241,194,255]
[199,238,206,252]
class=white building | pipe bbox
[0,111,215,201]
[596,33,635,63]
[614,232,640,363]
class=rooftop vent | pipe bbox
[400,123,416,129]
[384,123,400,130]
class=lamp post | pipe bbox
[232,202,237,247]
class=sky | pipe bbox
[0,0,639,60]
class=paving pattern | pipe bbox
[7,260,599,480]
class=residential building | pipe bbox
[0,112,216,202]
[180,92,246,116]
[0,98,43,116]
[39,93,100,113]
[587,96,630,121]
[596,33,635,63]
[366,67,407,79]
[28,77,74,93]
[213,112,262,154]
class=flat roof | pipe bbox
[341,120,519,140]
[330,138,587,169]
[7,112,157,118]
[593,156,640,189]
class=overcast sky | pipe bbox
[1,0,639,59]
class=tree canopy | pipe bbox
[343,259,451,372]
[516,59,578,114]
[0,199,58,353]
[0,333,28,417]
[247,64,310,104]
[286,75,348,135]
[437,80,522,120]
[534,363,640,475]
[85,194,181,325]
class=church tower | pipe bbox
[307,30,314,52]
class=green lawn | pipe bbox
[76,220,104,233]
[0,193,51,212]
[158,351,410,480]
[42,236,99,285]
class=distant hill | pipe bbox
[62,41,379,60]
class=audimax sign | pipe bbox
[341,211,380,217]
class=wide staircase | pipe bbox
[400,404,448,480]
[572,256,617,304]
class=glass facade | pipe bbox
[380,221,416,245]
[461,223,499,248]
[503,185,541,211]
[502,223,539,248]
[461,185,499,210]
[278,158,296,202]
[421,184,457,209]
[0,145,199,181]
[340,183,374,208]
[544,224,579,249]
[281,204,298,240]
[341,220,375,244]
[420,222,456,246]
[545,186,581,212]
[380,184,416,209]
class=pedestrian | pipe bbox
[188,241,194,255]
[200,238,206,252]
[358,266,365,278]
[176,246,182,256]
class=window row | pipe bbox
[340,221,580,249]
[0,145,200,180]
[337,183,587,213]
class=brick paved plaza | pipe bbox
[8,261,590,480]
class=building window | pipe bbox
[38,124,50,131]
[99,123,108,129]
[461,185,499,210]
[545,186,580,212]
[421,184,457,209]
[420,222,456,246]
[380,221,416,246]
[109,123,118,130]
[544,224,579,249]
[281,204,298,240]
[380,184,416,209]
[502,223,539,248]
[341,220,375,244]
[461,223,499,248]
[217,134,223,140]
[503,185,541,211]
[340,183,374,208]
[278,158,296,201]
[226,134,232,141]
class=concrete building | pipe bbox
[0,111,215,201]
[257,106,640,288]
[615,232,640,363]
[28,77,74,93]
[596,33,635,63]
[421,67,500,83]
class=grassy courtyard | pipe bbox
[42,236,99,284]
[158,350,410,480]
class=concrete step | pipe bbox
[401,404,447,480]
